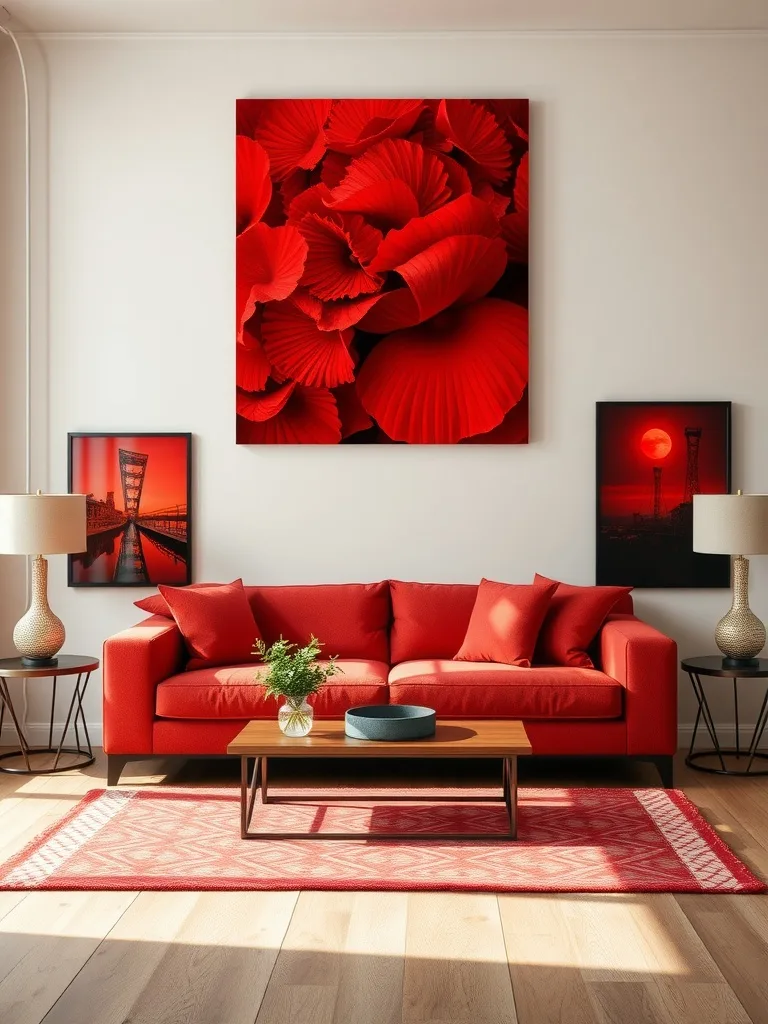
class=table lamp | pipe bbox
[0,491,86,666]
[693,491,768,667]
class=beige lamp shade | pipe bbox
[693,493,768,555]
[0,492,87,555]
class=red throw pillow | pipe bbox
[135,582,216,618]
[534,573,632,668]
[157,579,261,670]
[454,578,558,666]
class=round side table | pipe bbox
[682,656,768,776]
[0,655,99,774]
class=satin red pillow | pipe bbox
[157,579,261,670]
[534,574,632,668]
[454,578,558,666]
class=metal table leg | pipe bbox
[0,670,95,775]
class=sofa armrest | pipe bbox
[600,614,678,755]
[102,615,185,754]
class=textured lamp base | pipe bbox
[12,557,66,664]
[715,556,766,666]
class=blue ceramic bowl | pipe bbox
[345,704,436,741]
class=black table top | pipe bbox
[0,655,99,679]
[681,655,768,678]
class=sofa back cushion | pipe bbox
[246,583,391,662]
[390,581,478,663]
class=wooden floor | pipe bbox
[0,751,766,1024]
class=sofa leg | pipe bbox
[107,755,129,787]
[649,755,674,788]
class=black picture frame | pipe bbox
[67,432,192,587]
[596,402,731,588]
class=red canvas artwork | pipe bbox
[596,403,731,588]
[68,434,191,586]
[235,99,529,444]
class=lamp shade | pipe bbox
[693,493,768,555]
[0,493,87,555]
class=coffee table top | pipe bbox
[227,719,532,757]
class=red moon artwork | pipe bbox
[596,402,731,588]
[640,428,672,460]
[235,98,529,444]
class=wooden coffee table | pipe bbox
[227,719,532,841]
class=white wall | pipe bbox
[2,30,767,742]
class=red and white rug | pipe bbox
[0,786,763,893]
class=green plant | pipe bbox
[253,635,342,708]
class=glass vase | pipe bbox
[278,699,314,737]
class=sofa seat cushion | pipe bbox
[388,661,623,719]
[156,660,389,720]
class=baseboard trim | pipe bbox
[1,722,104,747]
[1,722,761,751]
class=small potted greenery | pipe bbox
[253,635,342,737]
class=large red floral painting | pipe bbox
[236,98,529,444]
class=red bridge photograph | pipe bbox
[68,433,191,586]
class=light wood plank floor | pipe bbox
[0,751,765,1024]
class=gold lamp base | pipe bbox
[715,555,766,668]
[12,555,66,665]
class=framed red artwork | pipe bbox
[235,98,529,444]
[68,433,192,586]
[596,402,731,588]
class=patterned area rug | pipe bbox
[0,786,763,893]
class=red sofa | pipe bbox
[103,581,678,785]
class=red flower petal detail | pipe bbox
[408,102,452,152]
[320,151,352,189]
[327,180,420,232]
[236,322,271,392]
[334,382,373,438]
[292,289,385,331]
[279,169,311,218]
[237,386,341,444]
[298,212,384,301]
[514,152,529,214]
[474,181,511,219]
[396,234,507,319]
[261,298,355,387]
[287,182,335,224]
[485,99,530,139]
[236,136,272,233]
[356,289,422,334]
[326,99,424,155]
[255,99,332,181]
[436,99,512,186]
[236,99,270,139]
[368,194,500,273]
[328,139,451,227]
[356,298,528,444]
[460,387,528,444]
[438,153,473,198]
[360,233,506,334]
[236,222,308,339]
[236,381,295,422]
[501,153,529,262]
